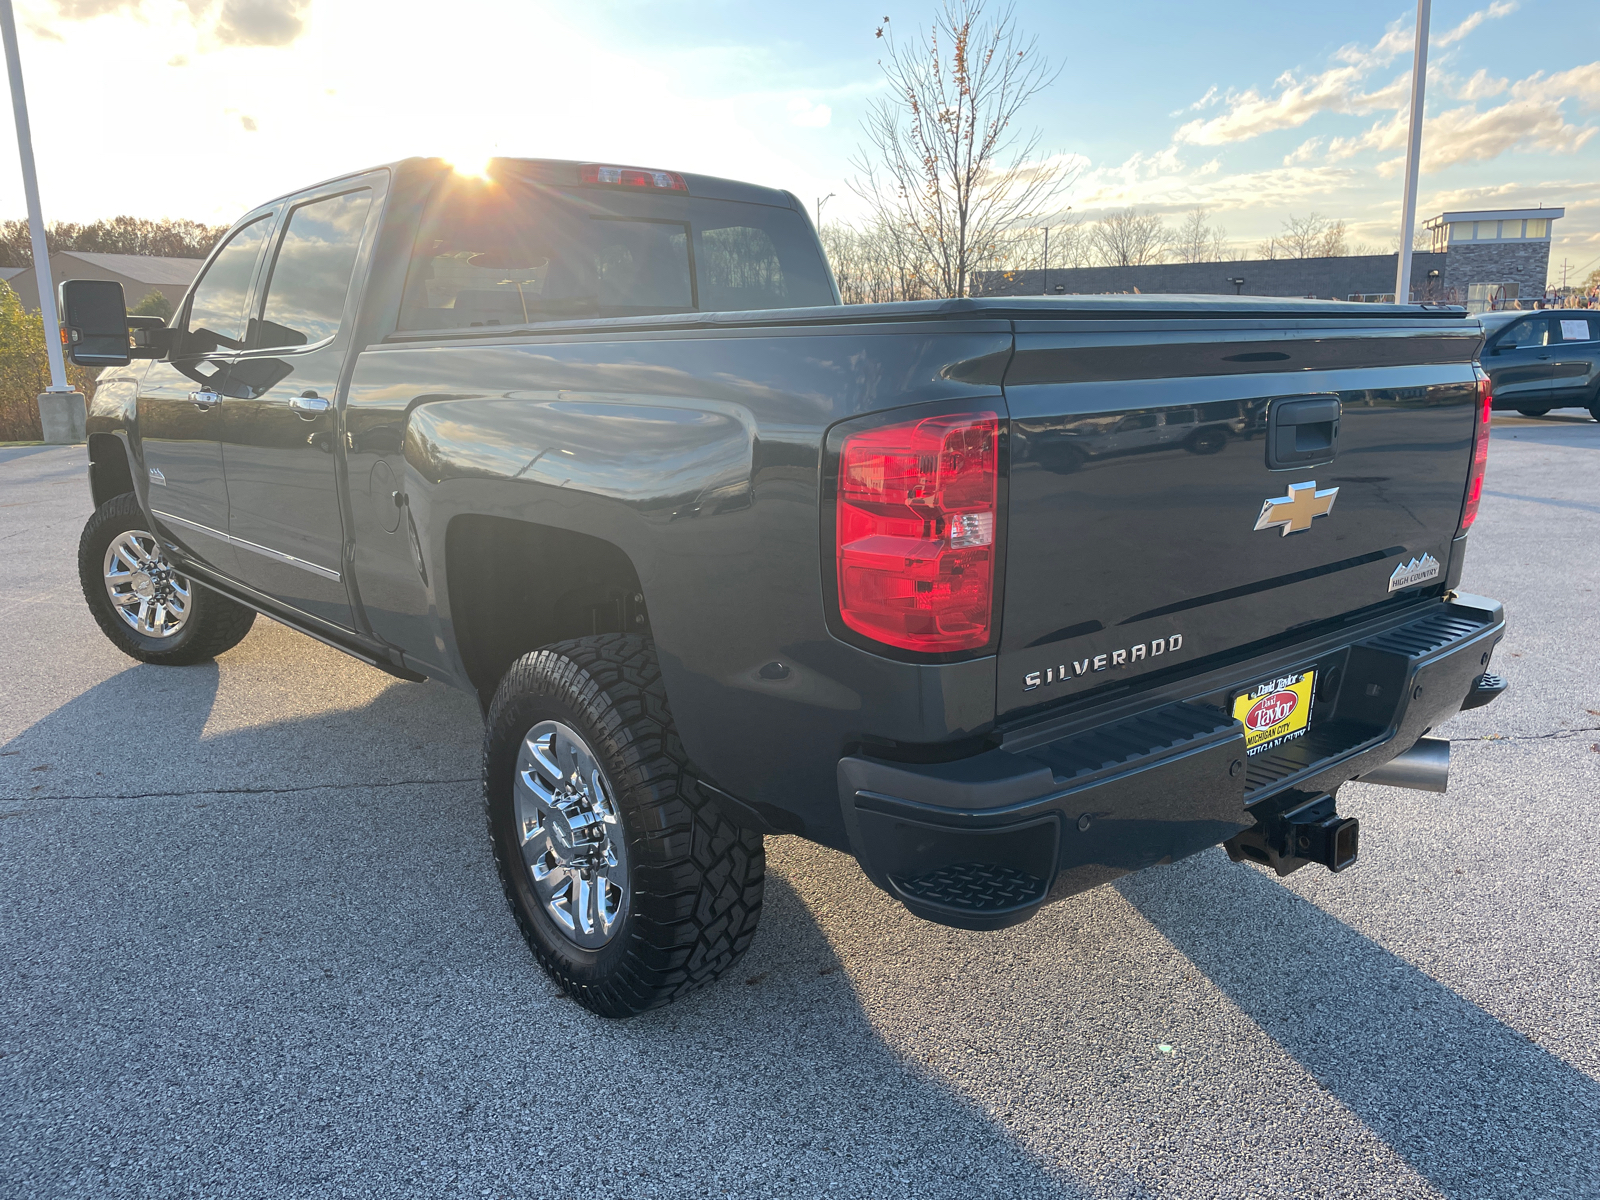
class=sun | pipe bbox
[445,150,495,181]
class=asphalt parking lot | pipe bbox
[2,412,1597,1199]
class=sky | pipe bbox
[3,0,1598,285]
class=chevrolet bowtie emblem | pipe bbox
[1254,481,1339,536]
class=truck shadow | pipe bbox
[1117,855,1600,1200]
[0,653,1077,1200]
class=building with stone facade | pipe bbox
[977,205,1563,311]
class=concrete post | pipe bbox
[37,390,85,443]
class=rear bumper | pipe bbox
[838,593,1506,930]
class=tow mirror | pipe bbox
[60,279,131,366]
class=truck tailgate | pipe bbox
[997,316,1483,720]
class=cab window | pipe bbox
[397,171,834,331]
[181,216,273,355]
[252,190,373,350]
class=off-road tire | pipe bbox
[78,493,256,666]
[483,634,764,1017]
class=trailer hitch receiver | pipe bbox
[1225,793,1358,878]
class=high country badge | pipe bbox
[1388,553,1441,592]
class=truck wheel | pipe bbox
[77,493,256,666]
[483,634,764,1017]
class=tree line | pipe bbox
[819,207,1383,305]
[0,216,229,268]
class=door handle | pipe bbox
[189,389,220,410]
[290,391,331,420]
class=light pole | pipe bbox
[1395,0,1431,302]
[815,193,835,229]
[1022,208,1069,296]
[1,1,68,394]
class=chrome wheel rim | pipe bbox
[514,721,629,948]
[103,529,192,639]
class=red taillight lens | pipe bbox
[835,412,999,653]
[579,163,688,191]
[1458,370,1492,534]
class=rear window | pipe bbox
[1556,315,1598,343]
[398,174,835,331]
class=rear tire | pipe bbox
[78,493,256,666]
[1516,407,1551,417]
[483,634,764,1017]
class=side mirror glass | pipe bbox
[60,279,131,366]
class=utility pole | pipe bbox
[1041,224,1048,295]
[815,193,835,229]
[1,0,67,393]
[1395,0,1431,303]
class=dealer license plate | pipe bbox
[1231,670,1316,756]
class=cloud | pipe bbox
[1332,20,1413,71]
[47,0,309,46]
[787,98,832,128]
[1435,0,1518,48]
[1456,68,1509,100]
[1513,62,1600,110]
[1176,2,1530,149]
[214,0,306,47]
[51,0,138,14]
[1174,66,1382,145]
[1423,98,1596,171]
[1283,136,1325,166]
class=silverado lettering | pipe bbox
[1024,634,1185,690]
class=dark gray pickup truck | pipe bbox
[63,156,1508,1016]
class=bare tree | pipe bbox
[850,1,1075,298]
[1089,208,1172,267]
[1278,213,1329,259]
[1174,208,1229,263]
[1266,212,1353,259]
[820,219,938,304]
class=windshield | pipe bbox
[398,175,836,331]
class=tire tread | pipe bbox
[483,634,764,1017]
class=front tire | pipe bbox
[1516,406,1551,417]
[483,635,764,1017]
[78,493,256,666]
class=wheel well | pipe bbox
[446,515,649,707]
[87,434,135,508]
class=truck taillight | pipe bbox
[835,412,998,653]
[1458,370,1492,534]
[579,163,688,191]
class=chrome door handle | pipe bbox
[290,392,331,420]
[189,389,220,410]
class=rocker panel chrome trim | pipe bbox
[152,509,343,583]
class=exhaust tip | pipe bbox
[1358,736,1450,793]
